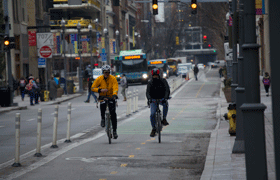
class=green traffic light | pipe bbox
[214,50,216,52]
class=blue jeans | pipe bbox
[150,99,168,129]
[86,91,98,102]
[194,73,198,80]
[29,91,35,105]
[20,88,25,100]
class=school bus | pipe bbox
[166,58,178,75]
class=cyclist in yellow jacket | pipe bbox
[91,65,119,139]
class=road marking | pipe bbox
[121,164,127,167]
[195,82,206,98]
[26,119,35,122]
[99,179,107,180]
[128,155,134,158]
[141,142,145,144]
[51,112,55,115]
[110,171,117,174]
[151,138,155,140]
[0,126,4,128]
[136,148,140,150]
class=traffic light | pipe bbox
[208,44,211,48]
[4,36,10,51]
[191,0,197,14]
[152,0,158,15]
[203,35,207,43]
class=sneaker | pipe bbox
[162,119,169,126]
[84,100,90,103]
[113,131,118,139]
[150,129,156,137]
[100,119,105,127]
[266,93,269,97]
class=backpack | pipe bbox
[25,83,33,91]
[263,78,270,86]
[19,80,26,87]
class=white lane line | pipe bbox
[51,113,55,115]
[0,126,4,128]
[171,78,194,98]
[71,108,76,111]
[26,119,35,122]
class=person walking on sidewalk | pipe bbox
[85,77,98,103]
[26,78,37,106]
[120,74,127,101]
[263,72,271,97]
[19,77,27,101]
[193,64,199,81]
[35,78,41,104]
[146,68,170,137]
[219,67,223,78]
[49,77,58,101]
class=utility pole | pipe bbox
[3,0,13,106]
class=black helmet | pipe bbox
[151,68,160,76]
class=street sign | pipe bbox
[224,42,233,61]
[100,53,107,62]
[39,46,52,58]
[37,32,53,58]
[38,58,46,68]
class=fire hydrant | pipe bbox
[223,103,236,136]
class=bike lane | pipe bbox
[3,71,221,180]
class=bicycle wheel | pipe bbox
[106,113,112,144]
[156,112,161,143]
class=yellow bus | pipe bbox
[166,58,178,75]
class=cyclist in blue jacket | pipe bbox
[146,68,170,137]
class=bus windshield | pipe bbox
[121,59,147,73]
[148,64,168,71]
[167,61,177,66]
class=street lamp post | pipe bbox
[94,18,98,67]
[88,24,93,69]
[126,34,129,50]
[240,0,268,178]
[115,30,120,55]
[61,18,67,95]
[77,22,83,93]
[138,34,141,49]
[104,28,110,65]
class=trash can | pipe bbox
[67,80,74,94]
[0,86,11,107]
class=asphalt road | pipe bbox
[0,67,222,179]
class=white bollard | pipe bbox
[34,109,42,157]
[133,90,136,113]
[136,89,138,111]
[51,105,59,148]
[65,103,72,143]
[126,91,130,116]
[12,113,21,167]
[128,91,131,115]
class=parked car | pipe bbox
[197,64,205,70]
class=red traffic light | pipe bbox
[203,35,207,39]
[208,44,211,48]
[94,63,98,66]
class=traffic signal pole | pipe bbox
[4,0,14,106]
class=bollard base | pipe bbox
[64,139,71,143]
[12,163,21,167]
[232,139,245,154]
[34,153,42,157]
[50,145,58,148]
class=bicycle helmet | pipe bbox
[151,68,160,76]
[101,65,111,73]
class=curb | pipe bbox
[0,106,28,114]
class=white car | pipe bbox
[197,64,204,70]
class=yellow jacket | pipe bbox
[91,75,118,98]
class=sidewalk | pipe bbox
[0,92,84,114]
[201,80,275,180]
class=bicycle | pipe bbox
[100,97,118,144]
[149,99,163,143]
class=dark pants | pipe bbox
[86,91,98,102]
[20,87,25,100]
[194,73,198,80]
[100,100,117,131]
[264,85,270,93]
[35,92,40,104]
[29,91,35,105]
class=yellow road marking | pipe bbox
[136,148,140,150]
[121,164,127,167]
[129,155,135,158]
[151,138,155,140]
[99,179,107,180]
[195,82,205,98]
[141,142,146,144]
[110,171,117,174]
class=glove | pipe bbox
[112,95,118,100]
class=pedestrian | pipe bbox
[84,77,98,103]
[25,78,37,105]
[19,76,27,101]
[193,64,199,81]
[35,78,41,104]
[219,67,223,78]
[263,72,271,97]
[49,76,58,101]
[120,74,127,101]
